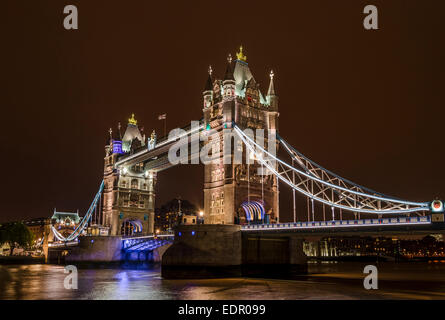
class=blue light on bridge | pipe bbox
[178,232,182,236]
[112,140,123,154]
[191,231,195,236]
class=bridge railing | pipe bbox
[121,232,174,240]
[48,240,79,247]
[122,233,174,251]
[241,216,431,231]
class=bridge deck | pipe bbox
[242,216,431,231]
[241,216,445,237]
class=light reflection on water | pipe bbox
[1,262,445,300]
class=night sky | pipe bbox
[2,1,445,222]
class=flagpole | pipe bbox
[158,113,167,138]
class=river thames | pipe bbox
[0,262,444,300]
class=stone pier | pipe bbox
[161,224,307,279]
[65,236,124,263]
[161,224,242,279]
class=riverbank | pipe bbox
[0,256,45,265]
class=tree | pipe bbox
[0,222,34,256]
[156,198,198,231]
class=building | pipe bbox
[202,47,279,225]
[182,214,198,225]
[103,114,155,236]
[50,210,82,240]
[101,47,279,235]
[155,199,199,232]
[23,217,49,244]
[0,243,10,256]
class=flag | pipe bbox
[158,114,166,120]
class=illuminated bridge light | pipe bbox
[431,200,444,212]
[241,201,265,223]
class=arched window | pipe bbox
[131,179,138,189]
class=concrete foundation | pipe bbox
[65,236,171,264]
[162,224,242,279]
[242,234,307,278]
[122,243,171,263]
[65,236,123,263]
[161,224,307,279]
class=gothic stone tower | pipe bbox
[202,47,279,225]
[103,114,156,236]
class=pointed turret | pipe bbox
[112,124,122,141]
[236,45,247,62]
[223,54,235,99]
[224,54,235,81]
[204,65,213,91]
[267,70,278,110]
[107,127,113,145]
[105,126,124,155]
[267,70,276,96]
[233,46,254,97]
[203,66,213,109]
[122,114,143,153]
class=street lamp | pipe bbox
[198,211,204,224]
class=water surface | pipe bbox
[1,262,444,300]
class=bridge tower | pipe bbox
[202,47,279,225]
[102,115,156,236]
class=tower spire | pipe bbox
[236,45,247,62]
[267,70,278,110]
[204,65,213,91]
[224,54,235,81]
[128,113,137,125]
[267,70,276,96]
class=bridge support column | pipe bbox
[162,226,308,279]
[242,234,307,278]
[65,236,124,263]
[43,224,50,263]
[162,225,242,279]
[289,236,308,273]
[147,172,156,235]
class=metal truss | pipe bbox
[52,181,105,242]
[123,235,174,252]
[234,126,430,216]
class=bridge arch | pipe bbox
[240,200,267,224]
[120,219,143,236]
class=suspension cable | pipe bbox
[234,126,429,215]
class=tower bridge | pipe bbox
[48,47,445,276]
